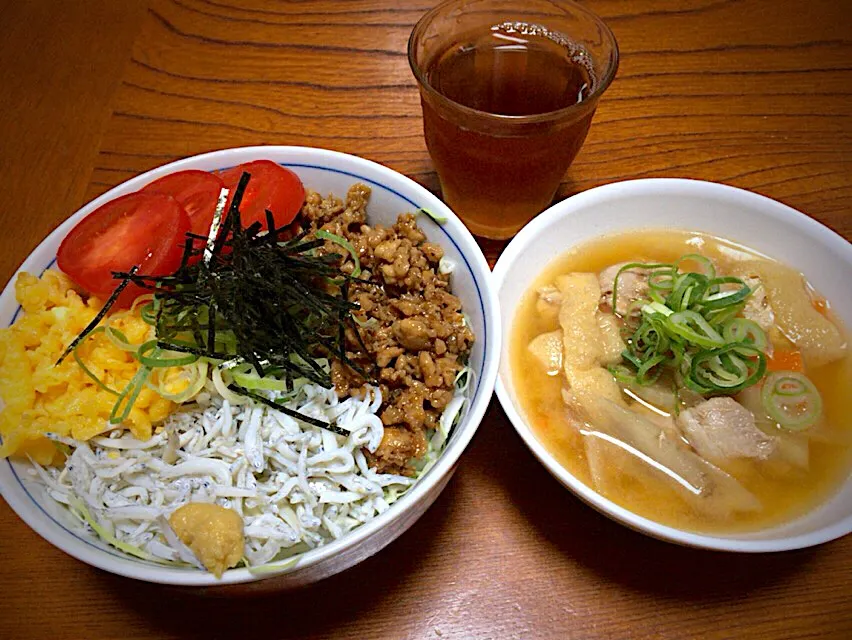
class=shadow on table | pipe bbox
[100,475,459,639]
[478,400,819,601]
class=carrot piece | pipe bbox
[812,296,830,317]
[767,349,804,372]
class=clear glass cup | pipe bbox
[408,0,619,239]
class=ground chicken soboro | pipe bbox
[302,184,474,475]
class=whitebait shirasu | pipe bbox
[29,383,442,569]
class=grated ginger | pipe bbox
[0,270,176,465]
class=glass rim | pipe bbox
[407,0,620,125]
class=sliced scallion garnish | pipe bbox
[315,229,361,278]
[701,276,752,310]
[687,343,766,394]
[109,364,153,425]
[611,262,671,316]
[675,253,716,280]
[71,327,120,396]
[760,371,822,430]
[615,253,770,395]
[667,310,725,350]
[722,318,768,350]
[418,207,448,224]
[136,340,199,368]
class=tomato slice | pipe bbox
[217,160,304,230]
[57,192,190,307]
[141,169,224,238]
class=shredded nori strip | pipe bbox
[229,384,350,437]
[264,210,276,242]
[56,171,373,421]
[110,171,372,391]
[56,266,139,365]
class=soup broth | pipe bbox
[510,230,852,533]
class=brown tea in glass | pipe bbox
[409,1,619,239]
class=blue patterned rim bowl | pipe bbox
[0,146,501,589]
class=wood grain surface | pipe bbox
[1,1,851,638]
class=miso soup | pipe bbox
[510,230,852,533]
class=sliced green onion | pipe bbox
[624,298,651,322]
[140,300,159,326]
[129,293,155,314]
[109,365,153,425]
[701,277,751,309]
[352,315,378,329]
[723,318,768,350]
[232,367,290,392]
[613,252,767,396]
[71,327,120,396]
[636,353,667,385]
[761,371,822,430]
[145,360,209,403]
[608,364,637,385]
[669,341,686,369]
[667,272,709,312]
[454,366,473,393]
[706,302,745,327]
[103,324,139,353]
[622,350,644,369]
[667,310,725,349]
[631,314,671,359]
[211,367,250,405]
[137,340,199,368]
[672,384,682,417]
[647,268,676,292]
[642,301,674,317]
[689,344,766,394]
[68,497,183,566]
[418,207,447,224]
[611,262,670,316]
[675,253,716,279]
[247,554,301,576]
[648,290,668,306]
[315,229,361,278]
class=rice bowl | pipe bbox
[0,146,500,588]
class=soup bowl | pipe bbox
[0,146,501,589]
[493,178,852,552]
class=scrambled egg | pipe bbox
[169,503,245,577]
[0,270,175,465]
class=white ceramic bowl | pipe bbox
[493,178,852,552]
[0,146,501,587]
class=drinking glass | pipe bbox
[409,0,619,239]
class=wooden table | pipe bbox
[1,1,850,638]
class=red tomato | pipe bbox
[217,160,304,230]
[57,192,190,307]
[141,169,225,238]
